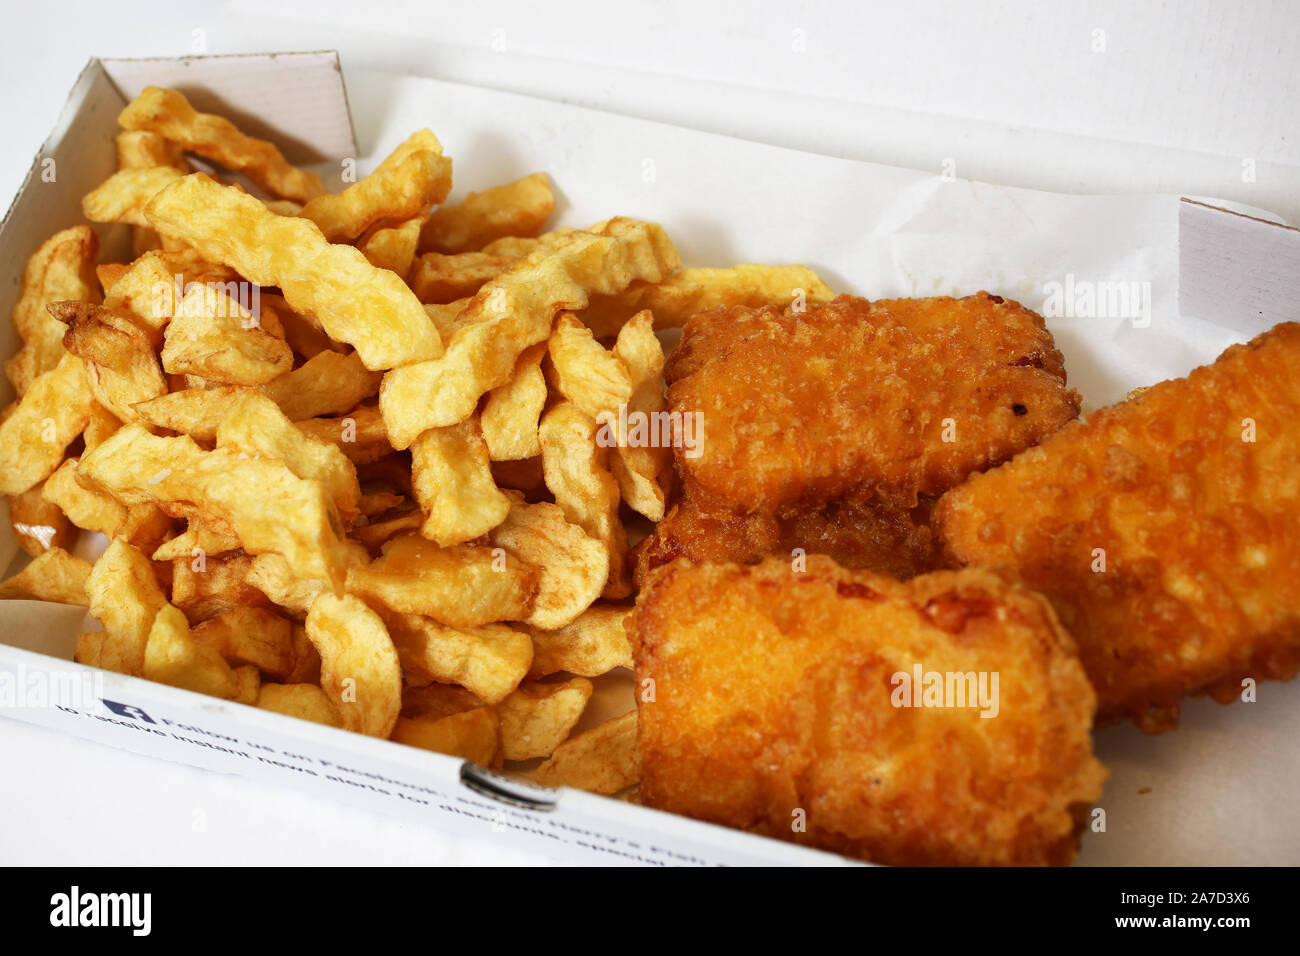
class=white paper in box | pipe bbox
[2,51,1298,866]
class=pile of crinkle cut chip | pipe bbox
[3,86,1298,866]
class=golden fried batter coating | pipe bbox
[633,494,944,587]
[935,322,1300,732]
[632,556,1106,865]
[666,293,1080,513]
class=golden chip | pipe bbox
[538,401,630,598]
[81,539,168,676]
[481,343,546,461]
[4,226,99,396]
[243,552,322,620]
[113,134,188,264]
[231,664,262,705]
[151,520,243,562]
[292,404,391,465]
[99,249,234,338]
[216,391,361,525]
[408,251,519,304]
[299,130,451,242]
[257,683,342,727]
[240,539,368,620]
[258,350,382,421]
[400,682,483,720]
[42,458,124,536]
[0,354,93,495]
[607,309,670,521]
[496,677,593,761]
[422,299,474,339]
[349,509,425,553]
[546,313,634,419]
[52,301,167,421]
[345,532,537,627]
[8,484,75,556]
[118,86,326,202]
[286,623,322,683]
[357,216,425,277]
[382,610,532,704]
[82,166,184,227]
[145,174,440,369]
[190,606,296,680]
[305,593,402,737]
[82,401,122,452]
[115,129,188,172]
[535,710,640,795]
[73,633,110,671]
[526,604,634,679]
[578,263,835,338]
[0,547,92,605]
[418,172,554,254]
[379,217,680,448]
[43,458,170,548]
[144,603,241,699]
[489,494,607,630]
[78,423,353,590]
[410,416,510,546]
[391,708,499,765]
[161,283,292,385]
[170,552,269,624]
[480,226,576,258]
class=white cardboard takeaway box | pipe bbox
[0,52,843,867]
[2,52,1299,866]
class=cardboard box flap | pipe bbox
[1178,198,1300,338]
[99,51,356,164]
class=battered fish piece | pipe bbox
[633,556,1107,866]
[935,322,1300,732]
[633,494,944,587]
[667,293,1080,512]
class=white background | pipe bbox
[1,0,1297,866]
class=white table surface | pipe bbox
[2,0,1297,866]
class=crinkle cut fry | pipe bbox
[418,172,554,254]
[298,129,451,242]
[379,217,680,449]
[78,423,353,592]
[5,225,99,396]
[144,174,440,370]
[118,86,326,203]
[579,263,835,339]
